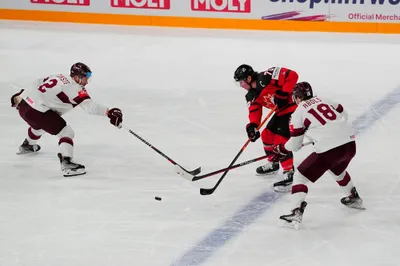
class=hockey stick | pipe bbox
[199,108,276,195]
[122,125,201,176]
[177,141,314,182]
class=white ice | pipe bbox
[0,21,400,266]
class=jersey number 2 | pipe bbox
[38,78,58,93]
[308,103,337,125]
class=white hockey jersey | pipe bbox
[285,97,355,153]
[20,74,108,116]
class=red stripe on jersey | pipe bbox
[56,92,77,107]
[73,95,91,105]
[304,118,311,130]
[336,104,344,113]
[290,128,304,137]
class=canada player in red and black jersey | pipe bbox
[234,64,298,192]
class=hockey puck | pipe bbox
[155,196,162,201]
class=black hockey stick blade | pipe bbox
[200,187,215,195]
[186,166,201,175]
[175,165,201,180]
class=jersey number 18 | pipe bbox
[308,103,337,125]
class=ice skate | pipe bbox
[341,187,365,210]
[279,201,307,230]
[256,161,279,176]
[273,168,294,192]
[57,153,86,177]
[17,139,41,154]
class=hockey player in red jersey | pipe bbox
[271,82,365,229]
[10,62,123,177]
[234,64,298,191]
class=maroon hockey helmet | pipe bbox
[293,82,313,101]
[70,62,92,78]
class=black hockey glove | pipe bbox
[108,108,123,128]
[273,90,289,109]
[246,123,260,142]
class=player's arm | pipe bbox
[77,91,123,128]
[247,101,262,126]
[284,110,306,152]
[79,98,108,116]
[271,67,299,108]
[244,99,263,142]
[275,67,299,93]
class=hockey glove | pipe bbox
[271,143,289,162]
[10,89,24,109]
[107,108,123,128]
[246,123,260,142]
[273,90,289,109]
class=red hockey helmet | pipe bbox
[293,82,313,101]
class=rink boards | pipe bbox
[1,0,400,33]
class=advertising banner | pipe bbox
[0,0,399,23]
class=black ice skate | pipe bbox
[279,201,307,230]
[17,139,41,155]
[57,153,86,177]
[256,161,279,176]
[341,187,365,210]
[273,168,294,192]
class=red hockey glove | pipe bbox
[107,108,123,128]
[246,123,260,142]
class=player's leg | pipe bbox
[41,111,86,177]
[17,100,44,154]
[256,114,279,175]
[280,152,330,229]
[328,141,364,210]
[270,113,294,191]
[18,127,45,154]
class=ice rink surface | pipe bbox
[0,20,400,266]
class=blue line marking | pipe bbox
[171,86,400,266]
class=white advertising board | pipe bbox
[0,0,399,23]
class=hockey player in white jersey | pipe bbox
[270,81,364,229]
[10,62,123,177]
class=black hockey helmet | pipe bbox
[70,62,92,78]
[293,82,313,101]
[234,64,254,82]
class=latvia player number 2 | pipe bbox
[38,78,58,93]
[308,103,337,125]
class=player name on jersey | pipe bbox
[111,0,170,9]
[191,0,251,13]
[30,0,90,5]
[300,97,322,109]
